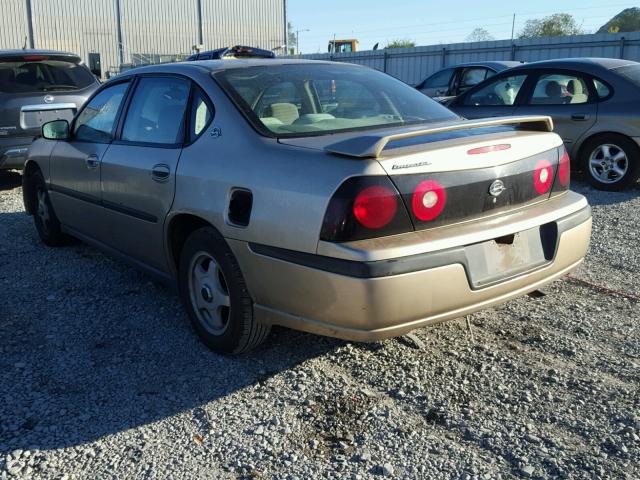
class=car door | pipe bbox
[417,68,455,98]
[48,81,130,233]
[515,70,597,151]
[450,72,530,119]
[99,75,191,271]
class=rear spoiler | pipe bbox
[0,52,81,63]
[324,116,554,159]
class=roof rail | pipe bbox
[324,116,554,159]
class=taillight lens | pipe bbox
[353,185,398,229]
[558,150,570,187]
[320,176,413,242]
[412,180,446,221]
[533,159,553,195]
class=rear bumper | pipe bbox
[0,137,32,170]
[228,194,592,342]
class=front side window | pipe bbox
[465,74,527,106]
[422,68,454,89]
[74,82,129,143]
[215,64,457,137]
[529,73,591,105]
[122,77,190,145]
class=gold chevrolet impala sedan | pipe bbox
[22,58,592,354]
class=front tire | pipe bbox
[178,227,270,354]
[30,170,70,246]
[580,134,640,191]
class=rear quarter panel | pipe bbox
[169,78,386,255]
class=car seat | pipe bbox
[269,103,299,125]
[567,79,588,104]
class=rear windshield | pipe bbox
[613,64,640,87]
[214,64,457,137]
[0,59,96,93]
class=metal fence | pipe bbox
[292,32,640,86]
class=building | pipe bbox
[1,0,287,77]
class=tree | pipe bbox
[518,13,584,39]
[466,28,494,42]
[597,7,640,34]
[386,39,416,49]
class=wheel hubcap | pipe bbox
[36,188,50,232]
[188,252,231,335]
[588,144,628,184]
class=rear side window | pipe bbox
[460,68,488,88]
[529,73,591,105]
[593,78,611,98]
[122,77,190,145]
[189,88,213,141]
[0,59,95,93]
[74,82,129,143]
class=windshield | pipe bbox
[0,59,96,94]
[215,64,457,137]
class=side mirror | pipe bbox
[42,120,70,141]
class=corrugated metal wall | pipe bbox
[294,32,640,85]
[0,0,286,76]
[2,1,29,49]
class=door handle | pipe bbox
[571,113,588,121]
[151,164,171,182]
[85,154,100,169]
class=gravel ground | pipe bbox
[1,170,639,479]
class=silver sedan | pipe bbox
[449,58,640,191]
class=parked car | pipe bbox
[415,61,522,102]
[448,58,640,191]
[22,59,592,354]
[186,45,275,61]
[0,50,99,171]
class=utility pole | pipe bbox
[283,0,288,55]
[115,0,125,66]
[296,28,309,55]
[25,0,35,49]
[510,13,516,43]
[196,0,203,47]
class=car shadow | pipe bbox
[0,211,344,454]
[0,170,21,191]
[571,175,640,206]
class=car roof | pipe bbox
[445,61,522,70]
[118,58,353,77]
[505,57,640,72]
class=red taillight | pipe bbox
[412,180,446,221]
[22,55,47,61]
[558,151,570,187]
[467,144,511,155]
[533,159,553,195]
[353,185,398,229]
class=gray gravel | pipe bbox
[1,170,639,479]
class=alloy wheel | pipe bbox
[588,144,629,184]
[188,252,231,335]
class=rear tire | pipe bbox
[580,134,640,191]
[178,227,270,354]
[30,170,71,246]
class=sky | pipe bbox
[288,0,639,54]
